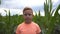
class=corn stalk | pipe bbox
[43,0,60,34]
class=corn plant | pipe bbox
[0,0,1,4]
[43,0,60,34]
[0,0,60,34]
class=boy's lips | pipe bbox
[25,19,30,20]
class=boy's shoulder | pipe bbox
[17,22,24,28]
[17,21,40,28]
[32,22,40,27]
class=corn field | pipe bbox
[0,0,60,34]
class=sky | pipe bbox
[0,0,60,16]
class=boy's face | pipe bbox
[23,10,33,23]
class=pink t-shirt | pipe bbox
[16,22,41,34]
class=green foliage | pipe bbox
[0,0,1,4]
[0,0,60,34]
[43,0,60,34]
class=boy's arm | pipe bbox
[36,24,41,34]
[16,26,21,34]
[36,29,41,34]
[37,32,42,34]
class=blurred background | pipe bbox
[0,0,60,34]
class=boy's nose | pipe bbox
[26,15,30,17]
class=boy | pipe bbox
[16,7,41,34]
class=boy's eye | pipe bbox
[24,14,31,16]
[24,14,27,16]
[29,14,31,16]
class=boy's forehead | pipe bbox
[23,10,33,14]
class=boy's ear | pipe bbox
[22,14,24,18]
[33,15,34,17]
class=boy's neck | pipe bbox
[25,21,32,24]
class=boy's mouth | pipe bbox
[25,18,31,21]
[25,19,30,20]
